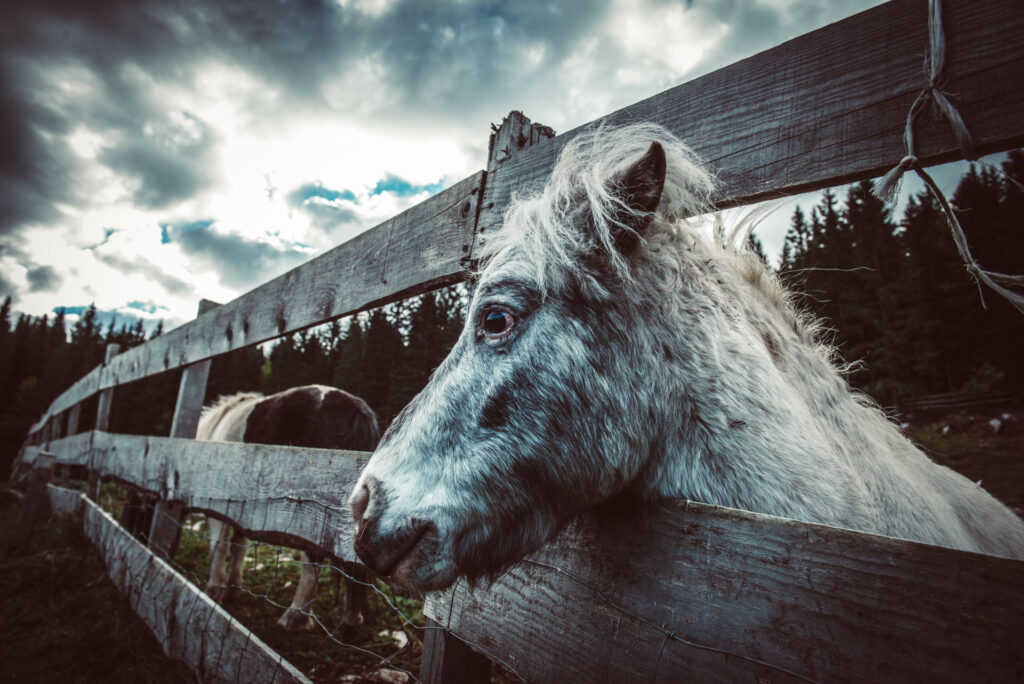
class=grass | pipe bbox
[905,412,1024,512]
[0,486,192,684]
[89,482,430,682]
[1,412,1018,682]
[167,513,427,682]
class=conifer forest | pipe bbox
[2,152,1022,476]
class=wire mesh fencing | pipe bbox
[90,480,525,684]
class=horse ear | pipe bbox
[609,140,666,253]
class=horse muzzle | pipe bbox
[349,478,447,592]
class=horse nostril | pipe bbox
[349,482,370,523]
[354,517,435,578]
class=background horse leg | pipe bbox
[341,561,370,627]
[276,551,321,632]
[205,518,232,603]
[225,529,249,602]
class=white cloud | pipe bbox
[0,0,900,327]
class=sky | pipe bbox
[0,0,911,333]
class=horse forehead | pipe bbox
[476,251,536,290]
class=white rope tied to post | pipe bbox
[873,0,1024,315]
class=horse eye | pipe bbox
[481,309,514,338]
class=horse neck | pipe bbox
[636,255,902,527]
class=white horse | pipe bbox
[199,384,379,630]
[348,123,1024,593]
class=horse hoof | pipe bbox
[206,584,227,604]
[277,609,315,632]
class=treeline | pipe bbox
[779,151,1024,404]
[0,287,465,474]
[3,153,1022,474]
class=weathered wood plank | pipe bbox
[93,344,120,432]
[47,482,84,519]
[476,0,1024,238]
[149,299,220,559]
[57,431,368,562]
[44,432,95,466]
[420,617,492,684]
[48,429,1024,681]
[425,499,1024,684]
[47,485,310,684]
[66,403,81,436]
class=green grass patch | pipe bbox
[167,514,426,682]
[907,423,1024,511]
[0,486,192,684]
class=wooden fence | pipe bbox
[12,0,1024,681]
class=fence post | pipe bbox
[95,343,120,431]
[147,298,219,560]
[420,618,491,684]
[66,403,81,436]
[487,110,554,172]
[51,413,72,486]
[88,343,120,502]
[5,451,56,554]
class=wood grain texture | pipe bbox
[44,432,95,466]
[47,486,310,684]
[45,431,1024,681]
[476,0,1024,237]
[425,500,1024,684]
[49,431,369,562]
[420,617,492,684]
[151,301,218,560]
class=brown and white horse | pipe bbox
[350,124,1024,594]
[200,384,379,631]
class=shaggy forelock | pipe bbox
[480,123,834,365]
[480,123,715,296]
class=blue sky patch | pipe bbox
[161,218,214,243]
[86,228,117,250]
[292,182,356,204]
[126,300,168,314]
[371,174,446,198]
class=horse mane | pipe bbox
[481,123,836,370]
[197,392,263,441]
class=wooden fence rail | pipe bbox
[21,440,1024,683]
[44,430,366,562]
[16,0,1024,681]
[46,484,310,684]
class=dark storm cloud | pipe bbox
[26,265,61,292]
[0,1,224,237]
[164,220,310,290]
[683,0,881,82]
[100,122,219,210]
[285,182,360,232]
[0,0,612,238]
[0,0,873,255]
[95,252,195,297]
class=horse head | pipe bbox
[349,125,725,592]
